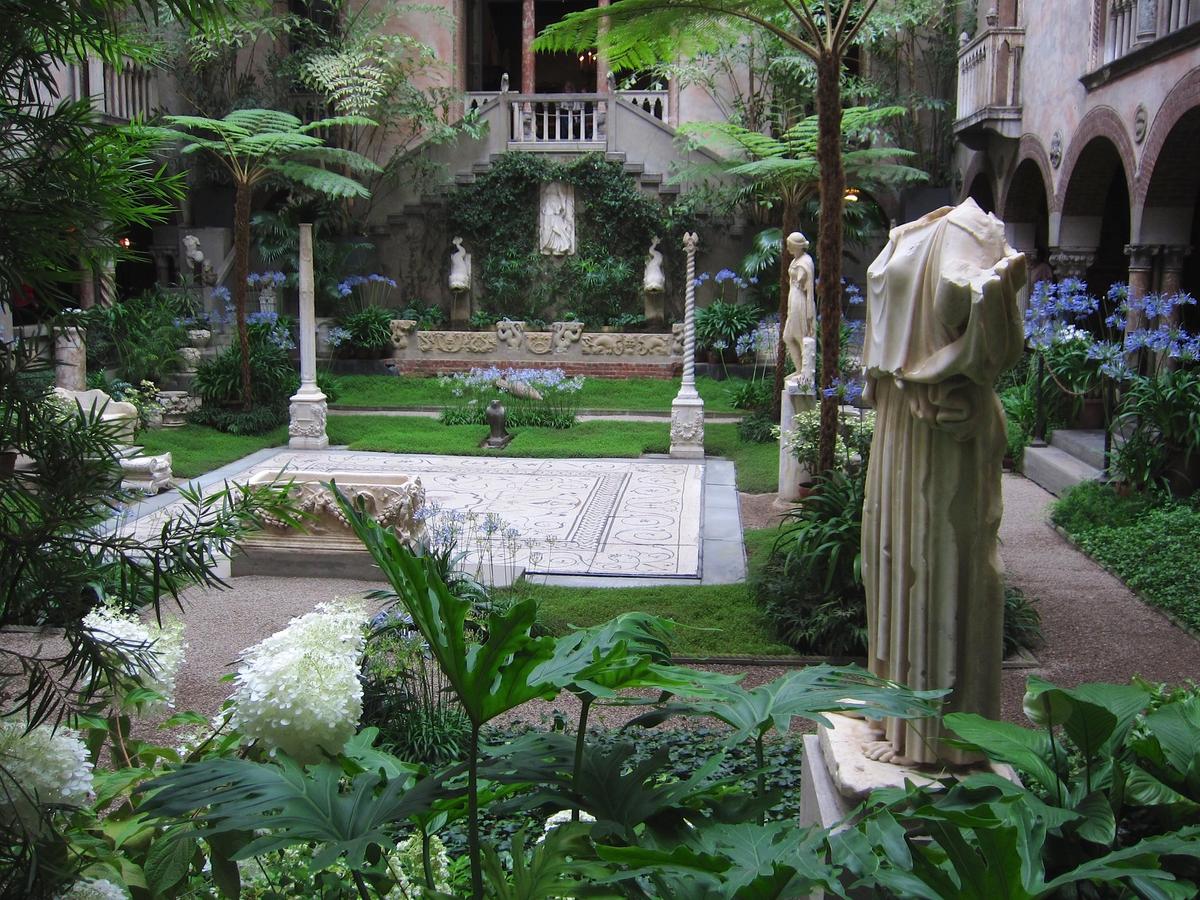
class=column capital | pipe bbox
[1048,247,1095,280]
[1124,243,1162,270]
[1160,244,1193,269]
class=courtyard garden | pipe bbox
[7,0,1200,896]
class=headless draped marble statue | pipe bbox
[781,232,816,379]
[860,199,1025,766]
[449,237,472,291]
[539,182,575,256]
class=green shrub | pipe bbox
[338,306,393,353]
[736,409,777,444]
[397,301,444,330]
[84,288,191,384]
[1113,368,1200,493]
[1003,586,1043,656]
[694,300,760,352]
[188,403,287,435]
[727,379,772,412]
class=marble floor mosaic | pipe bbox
[126,451,706,578]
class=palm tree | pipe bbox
[156,109,380,409]
[680,106,926,415]
[538,0,886,472]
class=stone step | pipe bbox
[622,161,645,175]
[1022,444,1103,497]
[1050,428,1107,470]
[639,173,664,185]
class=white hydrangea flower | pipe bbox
[56,878,129,900]
[229,600,366,762]
[384,835,451,899]
[83,606,186,713]
[540,808,596,841]
[0,720,94,830]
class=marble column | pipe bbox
[1161,245,1191,323]
[78,261,96,309]
[521,0,535,94]
[55,325,87,391]
[1125,244,1159,336]
[595,0,610,93]
[98,258,116,307]
[670,233,704,459]
[289,224,328,450]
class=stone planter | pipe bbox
[178,346,202,374]
[187,328,212,348]
[156,390,200,427]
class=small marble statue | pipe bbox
[449,236,472,292]
[643,237,665,293]
[482,400,512,449]
[860,199,1025,766]
[182,234,216,286]
[781,232,816,380]
[539,182,575,256]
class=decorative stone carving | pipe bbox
[178,345,202,373]
[288,401,327,439]
[449,236,472,291]
[1049,247,1095,280]
[782,232,816,375]
[860,198,1025,766]
[669,405,704,445]
[637,334,670,356]
[1134,104,1148,143]
[550,321,583,351]
[417,331,498,354]
[251,472,425,540]
[643,236,665,293]
[1049,131,1063,168]
[525,332,553,354]
[495,319,526,349]
[539,182,576,256]
[257,284,277,314]
[120,452,172,493]
[389,319,417,350]
[187,328,211,348]
[581,333,674,357]
[581,333,626,355]
[156,390,199,427]
[671,322,684,355]
[54,387,138,442]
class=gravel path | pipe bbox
[108,473,1200,731]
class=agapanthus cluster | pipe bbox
[247,311,296,350]
[443,366,584,396]
[229,600,367,761]
[211,285,232,304]
[1024,279,1100,348]
[845,280,865,305]
[325,325,352,348]
[55,879,128,900]
[246,270,287,288]
[83,606,186,713]
[1084,339,1134,380]
[0,720,94,830]
[337,273,398,309]
[822,376,865,404]
[734,330,760,358]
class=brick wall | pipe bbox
[387,358,683,379]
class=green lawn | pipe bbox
[1052,482,1200,632]
[506,527,791,658]
[138,424,288,479]
[138,416,779,492]
[333,373,756,414]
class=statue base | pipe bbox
[288,389,328,450]
[479,433,514,450]
[800,713,1017,832]
[669,394,705,459]
[777,378,815,501]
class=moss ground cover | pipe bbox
[1052,481,1200,631]
[333,373,753,413]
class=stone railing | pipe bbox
[466,92,499,113]
[508,94,608,147]
[619,90,669,123]
[1106,0,1195,62]
[61,56,157,122]
[954,26,1024,136]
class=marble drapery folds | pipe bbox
[861,199,1025,766]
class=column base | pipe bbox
[669,395,705,459]
[288,390,328,450]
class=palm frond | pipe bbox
[264,162,373,198]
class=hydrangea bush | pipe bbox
[82,606,186,713]
[439,366,584,429]
[0,720,94,830]
[229,600,367,761]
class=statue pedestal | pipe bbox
[669,394,705,459]
[777,377,815,502]
[450,291,472,330]
[801,713,1016,832]
[643,290,665,327]
[288,388,328,450]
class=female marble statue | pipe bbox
[539,182,575,256]
[449,236,471,292]
[643,236,665,293]
[860,199,1025,766]
[781,232,816,377]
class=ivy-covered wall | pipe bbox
[445,153,698,328]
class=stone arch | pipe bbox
[1003,135,1055,216]
[959,151,991,204]
[967,171,996,214]
[1133,69,1200,245]
[1001,157,1051,267]
[1054,106,1136,217]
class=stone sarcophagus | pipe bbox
[233,470,425,577]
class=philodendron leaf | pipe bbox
[334,486,558,725]
[944,713,1066,798]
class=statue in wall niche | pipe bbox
[449,236,471,292]
[860,198,1025,767]
[539,182,575,256]
[182,234,216,287]
[781,232,816,383]
[643,237,665,293]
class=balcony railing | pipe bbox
[954,26,1024,137]
[619,89,669,123]
[509,94,608,146]
[62,56,156,122]
[1106,0,1195,62]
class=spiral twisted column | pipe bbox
[670,232,704,458]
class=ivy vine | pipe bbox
[446,152,698,327]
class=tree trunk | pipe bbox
[772,200,800,420]
[815,50,845,476]
[233,180,253,411]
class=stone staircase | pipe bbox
[1022,429,1106,496]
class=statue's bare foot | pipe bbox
[862,741,914,766]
